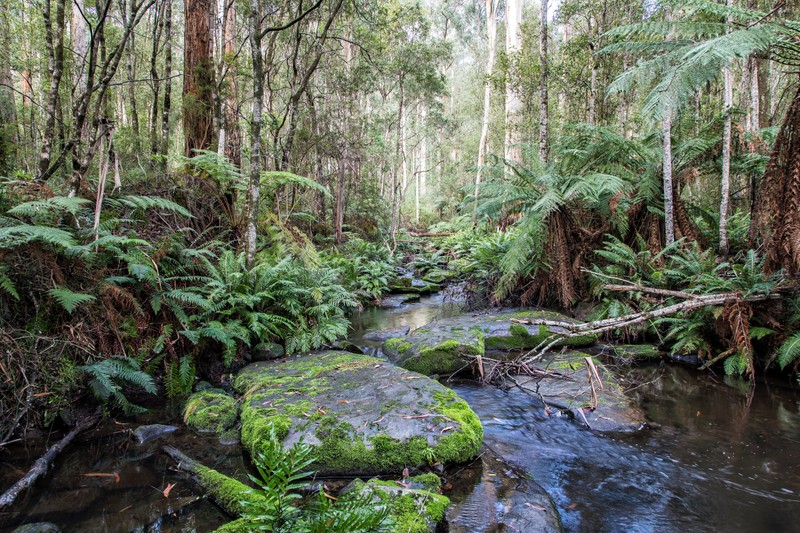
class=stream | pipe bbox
[2,292,800,532]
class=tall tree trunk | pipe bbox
[183,0,215,156]
[245,0,263,267]
[391,79,405,237]
[149,0,164,155]
[474,0,497,211]
[538,0,549,163]
[719,1,733,257]
[504,0,523,166]
[123,0,140,146]
[663,110,675,246]
[36,0,66,181]
[160,0,173,162]
[222,0,241,166]
[0,6,15,175]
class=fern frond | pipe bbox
[48,287,96,314]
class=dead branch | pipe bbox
[0,416,98,508]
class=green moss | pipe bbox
[211,519,252,533]
[409,473,442,492]
[195,464,262,516]
[347,478,450,533]
[428,389,483,463]
[183,391,238,434]
[485,323,597,350]
[384,338,413,355]
[240,400,292,451]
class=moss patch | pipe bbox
[195,463,263,517]
[236,351,483,475]
[183,390,238,435]
[345,478,450,533]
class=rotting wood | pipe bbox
[0,416,98,508]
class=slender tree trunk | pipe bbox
[36,0,66,181]
[149,0,164,155]
[245,0,263,267]
[183,0,215,156]
[719,1,733,257]
[391,79,405,236]
[222,0,241,166]
[538,0,549,163]
[124,0,140,146]
[504,0,523,166]
[663,110,675,246]
[0,7,15,175]
[160,0,173,162]
[474,0,497,211]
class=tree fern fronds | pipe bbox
[107,195,192,218]
[48,287,96,314]
[261,171,332,198]
[7,196,91,219]
[0,224,77,249]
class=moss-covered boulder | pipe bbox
[381,309,596,376]
[183,390,238,437]
[233,351,483,476]
[382,326,484,376]
[513,351,646,432]
[388,277,441,295]
[342,478,450,533]
[422,269,455,284]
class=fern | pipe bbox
[0,266,18,300]
[106,195,192,218]
[777,332,800,370]
[48,287,96,314]
[80,357,156,415]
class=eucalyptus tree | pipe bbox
[474,0,498,210]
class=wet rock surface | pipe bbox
[132,424,178,444]
[446,448,562,533]
[233,351,483,475]
[512,351,646,432]
[362,326,411,342]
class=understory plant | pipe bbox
[239,434,392,532]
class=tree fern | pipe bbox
[777,332,800,370]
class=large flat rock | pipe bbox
[382,309,597,376]
[513,351,646,433]
[233,351,483,476]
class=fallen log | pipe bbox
[0,416,98,508]
[163,445,262,517]
[510,290,776,362]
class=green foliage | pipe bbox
[321,238,397,302]
[80,357,156,415]
[239,432,391,532]
[47,287,96,314]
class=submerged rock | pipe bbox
[341,477,450,533]
[363,326,412,342]
[183,390,238,436]
[132,424,178,444]
[11,524,61,533]
[233,351,483,476]
[601,343,663,362]
[513,351,646,432]
[447,449,562,533]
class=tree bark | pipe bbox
[222,0,241,167]
[719,0,733,257]
[245,0,264,268]
[504,0,523,166]
[36,0,66,181]
[474,0,497,211]
[662,110,675,245]
[160,0,173,162]
[149,0,164,156]
[538,0,549,163]
[183,0,215,156]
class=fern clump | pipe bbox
[80,357,156,415]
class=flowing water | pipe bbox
[2,292,800,532]
[352,293,800,533]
